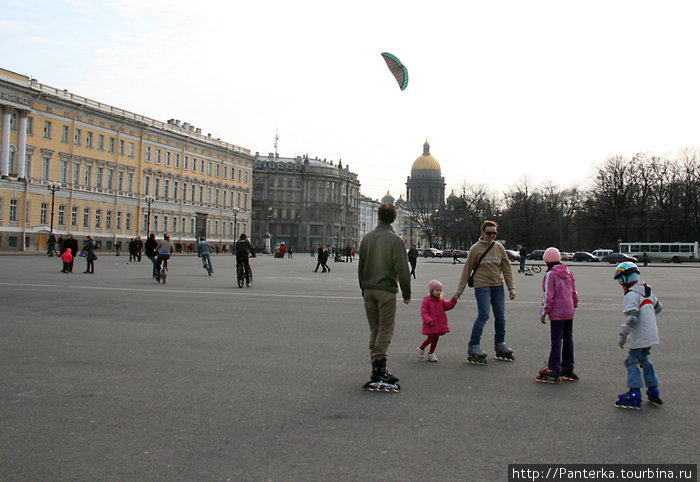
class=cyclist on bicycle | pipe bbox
[197,237,214,274]
[155,233,173,283]
[235,233,256,287]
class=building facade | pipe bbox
[0,68,254,252]
[252,153,360,253]
[359,192,413,248]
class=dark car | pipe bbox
[527,250,545,260]
[572,251,600,262]
[604,253,638,264]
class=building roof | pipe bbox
[411,141,441,172]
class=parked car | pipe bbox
[560,252,575,261]
[604,253,638,264]
[455,249,469,258]
[572,251,600,262]
[423,248,443,258]
[527,250,545,260]
[505,250,521,262]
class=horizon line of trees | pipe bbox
[425,149,700,252]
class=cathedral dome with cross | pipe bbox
[405,140,446,211]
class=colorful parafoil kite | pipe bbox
[381,52,408,91]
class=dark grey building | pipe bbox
[252,153,360,253]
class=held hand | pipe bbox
[540,315,546,324]
[453,292,461,300]
[403,299,410,305]
[509,288,516,300]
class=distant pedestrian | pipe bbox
[134,236,143,262]
[519,246,527,273]
[145,233,158,279]
[115,241,121,256]
[536,247,579,384]
[418,280,457,363]
[408,243,419,279]
[288,246,293,258]
[47,233,58,257]
[128,238,136,262]
[198,237,214,273]
[83,235,97,274]
[452,250,461,264]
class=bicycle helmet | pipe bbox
[543,247,561,263]
[613,262,639,285]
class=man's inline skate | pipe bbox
[363,359,400,392]
[494,342,515,362]
[466,345,488,365]
[615,388,642,409]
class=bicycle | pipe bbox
[521,264,542,276]
[236,259,252,288]
[156,253,170,284]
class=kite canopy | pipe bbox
[381,52,408,91]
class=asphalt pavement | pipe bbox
[1,254,698,481]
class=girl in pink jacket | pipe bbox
[418,280,458,362]
[537,247,579,383]
[60,248,73,273]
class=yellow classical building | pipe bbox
[0,67,254,253]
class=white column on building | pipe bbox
[17,110,28,179]
[1,106,11,177]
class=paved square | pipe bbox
[1,254,698,480]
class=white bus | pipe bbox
[619,242,700,263]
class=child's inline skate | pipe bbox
[466,345,488,365]
[615,388,642,409]
[647,386,663,406]
[363,359,400,392]
[494,342,515,362]
[535,367,561,384]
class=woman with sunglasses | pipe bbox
[454,220,516,365]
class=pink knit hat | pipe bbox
[543,247,561,263]
[428,280,443,293]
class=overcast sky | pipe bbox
[3,0,700,200]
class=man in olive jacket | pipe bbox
[358,202,411,385]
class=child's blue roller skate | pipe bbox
[615,389,642,410]
[647,386,663,406]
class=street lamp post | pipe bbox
[47,181,60,236]
[233,207,239,241]
[145,196,154,236]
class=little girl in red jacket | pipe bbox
[418,280,458,362]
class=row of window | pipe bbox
[1,199,246,238]
[144,145,249,182]
[144,176,248,210]
[3,114,250,182]
[2,200,130,230]
[142,214,246,237]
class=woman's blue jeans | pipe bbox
[470,285,506,347]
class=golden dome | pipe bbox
[411,140,441,171]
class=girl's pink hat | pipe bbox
[543,247,561,263]
[428,280,443,293]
